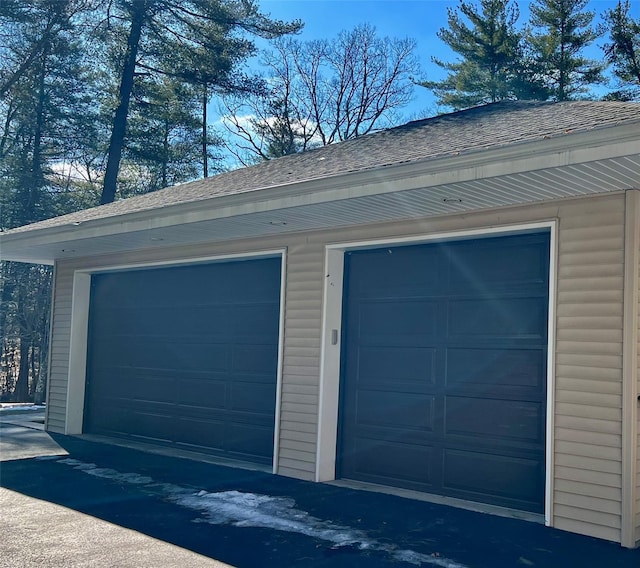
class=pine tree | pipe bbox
[0,1,97,402]
[124,78,204,194]
[98,0,301,205]
[602,0,640,101]
[421,0,541,110]
[526,0,605,100]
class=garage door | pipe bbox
[84,257,281,466]
[338,232,549,512]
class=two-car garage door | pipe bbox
[84,257,281,466]
[338,232,550,513]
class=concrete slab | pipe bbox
[0,488,233,568]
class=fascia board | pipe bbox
[0,253,55,265]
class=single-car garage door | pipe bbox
[338,232,549,512]
[84,256,281,466]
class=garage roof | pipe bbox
[1,100,639,264]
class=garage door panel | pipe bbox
[85,257,281,465]
[176,377,227,409]
[448,297,548,340]
[339,232,549,513]
[347,247,441,296]
[227,423,274,461]
[118,410,176,443]
[92,337,231,372]
[174,417,226,450]
[446,241,549,290]
[443,449,544,506]
[355,390,436,431]
[93,305,233,336]
[86,402,127,434]
[358,346,436,385]
[347,438,437,486]
[358,300,438,338]
[445,396,544,443]
[90,370,177,402]
[232,344,279,374]
[230,382,276,414]
[128,374,175,403]
[232,304,281,336]
[446,348,546,389]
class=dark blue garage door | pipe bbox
[338,232,549,512]
[84,257,281,466]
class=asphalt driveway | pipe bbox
[1,415,639,568]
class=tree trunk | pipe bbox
[558,19,566,101]
[29,344,37,397]
[14,337,31,402]
[26,47,49,221]
[162,113,169,188]
[0,263,15,399]
[100,3,147,204]
[202,85,208,178]
[0,16,58,99]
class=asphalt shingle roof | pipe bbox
[5,100,640,234]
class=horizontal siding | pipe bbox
[555,505,621,533]
[44,262,74,434]
[278,457,315,479]
[554,479,620,502]
[556,402,622,422]
[46,418,66,434]
[553,194,625,543]
[555,517,620,543]
[555,492,621,515]
[280,420,317,435]
[555,428,621,449]
[555,440,622,462]
[276,242,324,476]
[555,454,621,475]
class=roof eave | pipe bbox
[1,121,639,264]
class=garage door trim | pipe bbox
[316,222,557,524]
[65,248,287,474]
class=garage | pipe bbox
[84,256,282,466]
[338,232,550,512]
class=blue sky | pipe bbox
[257,0,639,117]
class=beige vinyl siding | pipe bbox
[277,242,324,480]
[553,195,625,543]
[45,263,74,433]
[45,191,627,543]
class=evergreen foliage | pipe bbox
[98,0,302,204]
[421,0,546,110]
[602,0,640,100]
[526,0,605,100]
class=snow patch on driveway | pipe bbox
[54,457,467,567]
[174,489,466,567]
[57,458,154,484]
[0,404,45,411]
[176,490,368,546]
